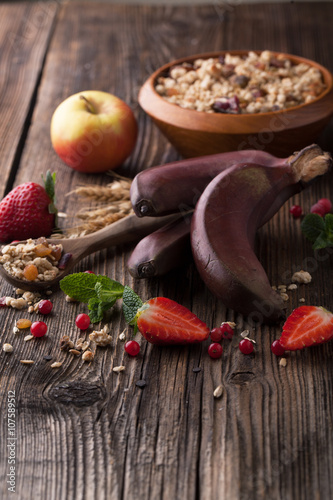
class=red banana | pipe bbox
[130,149,290,217]
[191,145,331,323]
[127,213,192,278]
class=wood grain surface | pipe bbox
[0,3,333,500]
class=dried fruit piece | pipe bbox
[16,318,32,329]
[34,244,52,257]
[23,264,39,281]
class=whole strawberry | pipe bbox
[0,171,57,243]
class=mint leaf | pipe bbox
[122,285,143,326]
[60,273,120,302]
[325,213,333,233]
[88,296,115,323]
[312,232,331,250]
[95,281,124,304]
[301,213,325,243]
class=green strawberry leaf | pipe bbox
[301,213,325,243]
[122,285,143,330]
[42,170,56,203]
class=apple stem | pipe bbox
[80,95,96,114]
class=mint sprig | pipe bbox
[60,272,144,324]
[301,213,333,250]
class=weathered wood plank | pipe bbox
[0,1,58,198]
[0,3,333,500]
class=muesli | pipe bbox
[0,237,63,282]
[155,50,326,114]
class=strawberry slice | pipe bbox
[279,305,333,351]
[135,297,210,345]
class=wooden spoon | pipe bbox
[0,213,181,291]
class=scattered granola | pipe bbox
[69,349,81,356]
[89,325,112,346]
[20,359,34,365]
[280,293,289,302]
[213,385,224,399]
[6,297,28,310]
[3,343,13,353]
[287,283,298,291]
[279,358,287,367]
[291,270,312,284]
[155,50,326,114]
[82,350,94,362]
[59,335,74,351]
[24,335,34,342]
[299,298,306,303]
[113,365,125,373]
[50,361,63,368]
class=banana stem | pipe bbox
[289,144,332,183]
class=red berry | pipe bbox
[38,299,53,315]
[317,198,332,214]
[30,321,47,337]
[125,340,140,356]
[239,338,254,354]
[271,340,285,356]
[84,270,95,274]
[0,296,7,307]
[210,327,223,342]
[208,343,223,359]
[310,203,325,217]
[220,322,234,339]
[75,313,90,330]
[289,205,302,218]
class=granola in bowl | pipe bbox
[0,237,63,282]
[155,50,326,114]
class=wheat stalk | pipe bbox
[57,174,133,238]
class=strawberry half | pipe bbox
[279,305,333,351]
[0,171,57,243]
[135,296,210,345]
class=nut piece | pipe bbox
[279,357,287,367]
[24,335,34,342]
[6,297,28,310]
[280,292,289,302]
[50,361,63,368]
[20,360,34,365]
[59,335,74,351]
[113,365,125,373]
[287,283,298,291]
[291,270,312,284]
[89,325,112,346]
[82,350,94,362]
[3,343,13,353]
[69,349,81,356]
[213,385,224,398]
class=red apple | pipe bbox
[50,90,138,173]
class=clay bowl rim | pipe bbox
[138,50,333,133]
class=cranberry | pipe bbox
[75,313,90,330]
[212,95,240,114]
[317,198,332,214]
[220,323,234,340]
[84,270,95,274]
[30,321,47,338]
[210,327,223,342]
[38,299,53,315]
[0,296,7,307]
[289,205,302,218]
[310,203,325,217]
[125,340,140,356]
[271,340,285,356]
[208,343,223,359]
[239,338,254,355]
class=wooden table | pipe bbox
[1,2,333,499]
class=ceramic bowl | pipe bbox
[138,50,333,158]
